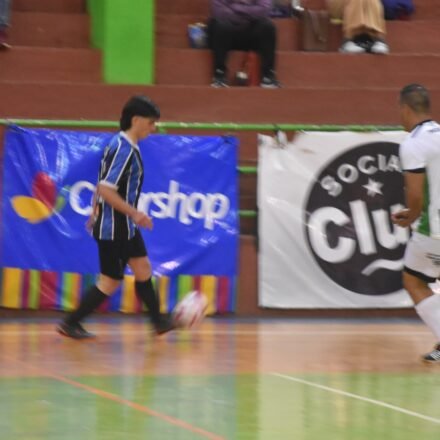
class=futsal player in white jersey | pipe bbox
[392,84,440,363]
[57,96,174,339]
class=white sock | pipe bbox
[415,294,440,341]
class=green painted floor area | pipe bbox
[1,373,439,439]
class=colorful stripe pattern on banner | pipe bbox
[0,268,235,314]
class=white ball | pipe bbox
[172,291,208,329]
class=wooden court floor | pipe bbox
[0,317,439,439]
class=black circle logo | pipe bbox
[304,142,408,295]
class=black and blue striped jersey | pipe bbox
[93,132,144,240]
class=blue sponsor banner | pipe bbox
[1,126,238,279]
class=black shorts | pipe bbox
[96,229,147,280]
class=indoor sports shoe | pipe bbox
[339,40,366,54]
[260,73,281,89]
[154,316,176,335]
[370,40,390,55]
[211,69,228,88]
[422,344,440,363]
[75,322,95,338]
[57,321,95,339]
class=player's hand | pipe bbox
[144,215,153,230]
[85,214,96,234]
[131,211,153,229]
[391,209,411,227]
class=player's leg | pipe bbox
[57,240,123,339]
[129,256,175,335]
[403,233,440,363]
[58,275,120,338]
[404,273,440,363]
[127,231,174,335]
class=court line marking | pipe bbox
[271,372,440,426]
[46,373,226,440]
[1,354,225,440]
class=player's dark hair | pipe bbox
[400,84,431,114]
[120,95,161,130]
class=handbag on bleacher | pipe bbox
[301,9,329,52]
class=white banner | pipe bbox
[258,131,417,308]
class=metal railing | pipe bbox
[0,118,402,132]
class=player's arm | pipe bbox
[98,184,152,229]
[392,139,426,228]
[391,171,425,227]
[99,144,152,229]
[85,189,99,233]
[404,171,425,221]
[91,189,98,215]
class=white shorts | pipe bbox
[404,232,440,282]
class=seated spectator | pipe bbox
[208,0,281,88]
[0,0,11,49]
[327,0,390,54]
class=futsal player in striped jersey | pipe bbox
[57,96,174,339]
[392,84,440,363]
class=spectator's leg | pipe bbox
[362,0,389,54]
[336,0,388,54]
[208,19,235,83]
[250,18,277,78]
[343,0,387,41]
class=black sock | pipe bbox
[135,279,161,325]
[65,286,107,325]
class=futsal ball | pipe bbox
[172,291,208,329]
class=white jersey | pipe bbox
[399,120,440,238]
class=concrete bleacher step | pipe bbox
[156,48,440,88]
[240,217,256,236]
[156,0,440,20]
[411,0,440,20]
[240,175,258,210]
[10,12,90,48]
[12,0,86,13]
[1,81,440,125]
[385,20,440,53]
[240,195,257,212]
[0,47,101,82]
[157,15,440,54]
[240,187,258,234]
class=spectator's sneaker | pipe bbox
[211,69,228,88]
[154,316,176,335]
[260,74,281,89]
[422,344,440,364]
[292,5,305,18]
[339,40,366,54]
[370,40,390,55]
[0,29,11,50]
[57,321,95,339]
